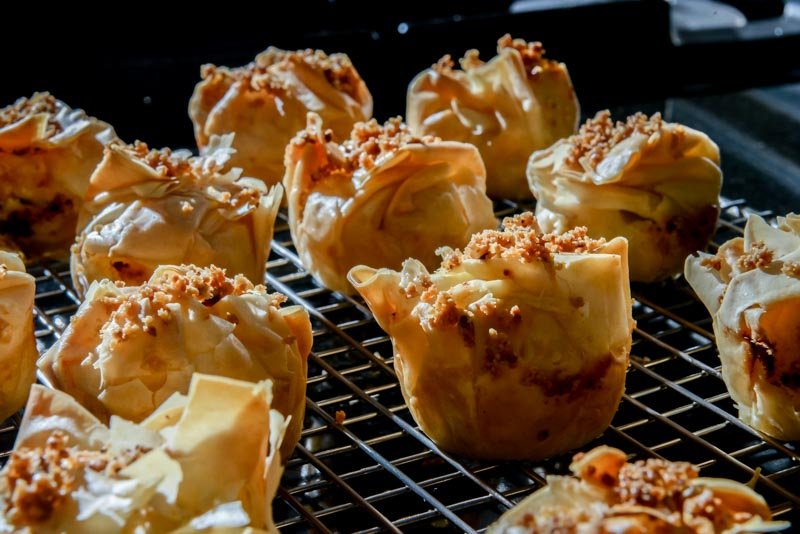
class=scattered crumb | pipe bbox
[335,410,346,425]
[736,241,773,272]
[565,111,672,169]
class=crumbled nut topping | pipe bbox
[2,432,149,527]
[616,458,698,508]
[104,265,283,342]
[201,48,363,98]
[439,212,606,269]
[123,140,193,178]
[736,241,774,272]
[438,35,553,76]
[782,261,800,278]
[497,34,547,72]
[293,115,440,179]
[0,93,62,138]
[700,254,723,271]
[109,140,264,211]
[566,111,670,169]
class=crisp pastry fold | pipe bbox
[348,213,633,459]
[284,113,497,294]
[38,264,311,458]
[190,47,373,187]
[407,34,579,199]
[0,250,37,422]
[488,446,789,533]
[0,373,288,533]
[685,213,800,440]
[0,93,116,258]
[528,110,722,282]
[71,135,282,297]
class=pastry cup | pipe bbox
[284,112,497,294]
[407,34,579,199]
[349,214,633,459]
[686,213,800,440]
[528,110,722,282]
[39,264,311,459]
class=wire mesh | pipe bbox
[2,197,798,532]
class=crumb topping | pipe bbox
[111,140,263,210]
[497,34,548,72]
[505,449,770,533]
[103,265,282,342]
[2,432,149,527]
[736,241,774,272]
[782,261,800,278]
[615,458,698,508]
[201,48,363,98]
[125,140,193,178]
[0,93,62,138]
[439,212,606,269]
[566,111,670,169]
[293,115,440,179]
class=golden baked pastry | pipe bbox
[190,47,372,187]
[686,213,800,440]
[407,34,579,199]
[71,135,282,297]
[0,250,36,422]
[349,213,633,459]
[285,113,497,294]
[489,446,789,533]
[0,373,288,532]
[528,111,722,282]
[38,264,311,458]
[0,93,116,258]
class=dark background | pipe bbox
[2,0,800,211]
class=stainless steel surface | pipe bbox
[2,197,799,532]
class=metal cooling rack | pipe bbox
[2,197,799,532]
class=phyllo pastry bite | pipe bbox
[38,264,311,459]
[348,213,633,460]
[0,93,116,258]
[407,34,579,199]
[488,446,789,533]
[71,135,282,297]
[528,110,722,282]
[0,250,37,422]
[685,213,800,440]
[190,47,373,187]
[0,373,288,533]
[285,112,497,295]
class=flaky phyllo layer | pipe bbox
[0,93,116,258]
[72,134,282,297]
[0,250,36,422]
[488,446,788,533]
[284,112,497,294]
[39,264,311,459]
[686,213,800,440]
[190,47,373,187]
[528,110,722,282]
[349,214,633,459]
[407,34,579,199]
[0,373,288,533]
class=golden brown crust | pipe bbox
[0,93,62,137]
[566,111,672,169]
[439,212,606,269]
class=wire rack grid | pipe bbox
[1,197,798,533]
